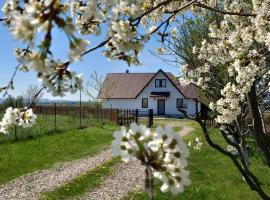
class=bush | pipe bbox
[2,95,25,108]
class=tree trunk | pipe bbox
[247,85,270,166]
[145,165,154,200]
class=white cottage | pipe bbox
[98,69,201,117]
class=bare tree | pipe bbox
[83,71,104,102]
[83,71,116,127]
[24,85,44,106]
[83,71,105,126]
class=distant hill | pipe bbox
[0,97,91,106]
[36,99,90,106]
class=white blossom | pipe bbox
[181,0,270,124]
[3,0,270,130]
[188,137,203,150]
[68,39,89,62]
[0,107,37,135]
[155,47,167,55]
[112,123,190,195]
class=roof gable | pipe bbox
[97,73,155,99]
[98,69,198,100]
[134,69,186,98]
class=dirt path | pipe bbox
[0,149,112,200]
[179,125,194,137]
[155,119,194,137]
[78,122,194,200]
[79,161,144,200]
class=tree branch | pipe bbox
[178,101,270,199]
[195,2,256,17]
[27,87,46,108]
[197,119,270,199]
[2,46,30,97]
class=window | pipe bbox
[142,98,148,108]
[177,98,187,109]
[155,79,167,87]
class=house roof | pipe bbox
[97,69,199,100]
[182,83,200,100]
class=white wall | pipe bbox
[102,71,200,117]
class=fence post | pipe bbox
[116,109,119,125]
[125,109,127,126]
[96,104,99,122]
[14,100,17,140]
[100,104,104,126]
[110,105,112,121]
[79,90,82,128]
[127,109,129,126]
[148,109,153,128]
[135,109,138,124]
[110,108,112,121]
[54,102,57,131]
[124,109,126,126]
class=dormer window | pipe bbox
[155,79,167,88]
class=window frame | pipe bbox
[142,98,148,108]
[176,98,187,109]
[155,79,167,88]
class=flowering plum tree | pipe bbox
[112,123,191,199]
[0,0,270,199]
[155,6,270,199]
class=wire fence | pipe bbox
[34,104,118,128]
[0,103,118,143]
[0,103,154,143]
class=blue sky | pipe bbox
[0,3,180,101]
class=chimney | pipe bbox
[126,69,129,73]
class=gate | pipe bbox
[117,109,153,127]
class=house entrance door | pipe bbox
[157,99,165,115]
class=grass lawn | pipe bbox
[42,158,121,200]
[125,121,270,200]
[0,114,106,143]
[0,123,118,185]
[138,118,191,132]
[1,117,269,199]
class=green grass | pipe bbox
[0,124,118,185]
[0,114,108,143]
[138,117,190,131]
[42,158,121,200]
[172,126,182,132]
[125,121,270,200]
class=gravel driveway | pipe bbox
[77,122,193,200]
[156,119,194,137]
[78,161,144,200]
[0,120,194,200]
[0,149,112,200]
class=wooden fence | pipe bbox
[204,118,217,128]
[33,106,154,127]
[33,104,118,125]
